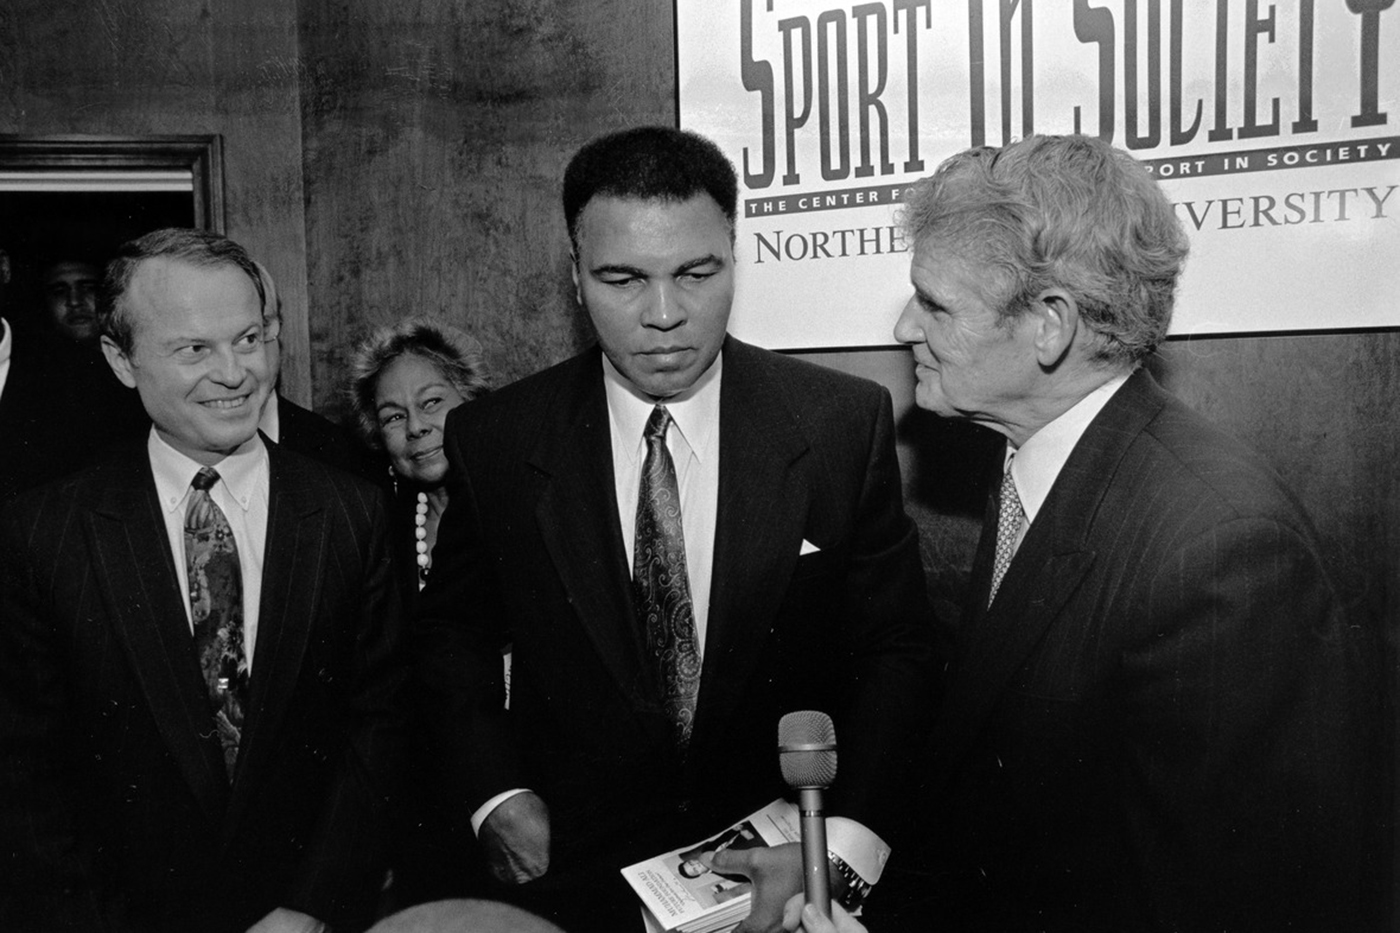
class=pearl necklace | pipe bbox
[415,492,431,580]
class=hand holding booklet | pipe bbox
[621,799,800,933]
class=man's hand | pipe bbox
[707,841,804,933]
[244,907,326,933]
[780,894,868,933]
[479,790,551,884]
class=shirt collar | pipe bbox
[0,318,11,368]
[1008,372,1131,525]
[148,426,268,515]
[602,350,723,467]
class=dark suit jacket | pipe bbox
[0,324,147,507]
[415,338,934,926]
[275,394,374,479]
[911,369,1376,932]
[0,438,406,933]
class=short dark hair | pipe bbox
[100,228,267,355]
[900,134,1189,367]
[347,318,491,450]
[40,257,103,278]
[562,126,739,250]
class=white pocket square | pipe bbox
[799,539,821,555]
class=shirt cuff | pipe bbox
[470,788,531,836]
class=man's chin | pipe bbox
[209,426,261,450]
[200,404,265,441]
[914,386,953,418]
[630,369,700,400]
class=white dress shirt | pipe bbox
[1006,373,1131,553]
[0,317,12,402]
[147,428,270,672]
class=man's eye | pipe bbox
[681,271,715,283]
[600,275,640,288]
[175,345,208,361]
[380,412,404,427]
[235,332,261,350]
[422,397,442,411]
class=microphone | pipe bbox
[778,710,837,919]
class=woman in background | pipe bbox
[348,318,490,910]
[349,318,490,601]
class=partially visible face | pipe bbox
[44,261,102,344]
[103,258,272,466]
[678,858,709,879]
[892,240,1038,434]
[572,194,734,400]
[374,353,467,487]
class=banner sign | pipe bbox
[677,1,1400,347]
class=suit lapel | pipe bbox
[931,516,1097,780]
[932,370,1169,781]
[529,351,658,733]
[87,444,231,818]
[225,444,323,827]
[690,340,810,757]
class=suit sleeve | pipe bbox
[411,415,522,836]
[1121,515,1376,929]
[0,499,111,932]
[826,388,938,847]
[284,487,410,926]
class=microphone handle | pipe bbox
[799,786,831,917]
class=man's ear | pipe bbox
[1029,288,1080,369]
[101,336,137,389]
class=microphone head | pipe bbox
[777,710,837,790]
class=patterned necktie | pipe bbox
[185,467,248,781]
[988,457,1024,606]
[632,405,702,753]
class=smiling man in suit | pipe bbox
[0,228,404,933]
[889,135,1376,931]
[414,126,933,931]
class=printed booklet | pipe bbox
[622,799,800,933]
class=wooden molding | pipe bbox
[0,134,224,232]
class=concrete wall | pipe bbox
[295,0,677,410]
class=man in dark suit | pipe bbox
[0,228,404,933]
[886,134,1376,931]
[248,260,373,478]
[415,127,933,931]
[0,247,147,506]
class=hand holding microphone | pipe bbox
[780,895,869,933]
[714,711,879,933]
[777,710,838,919]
